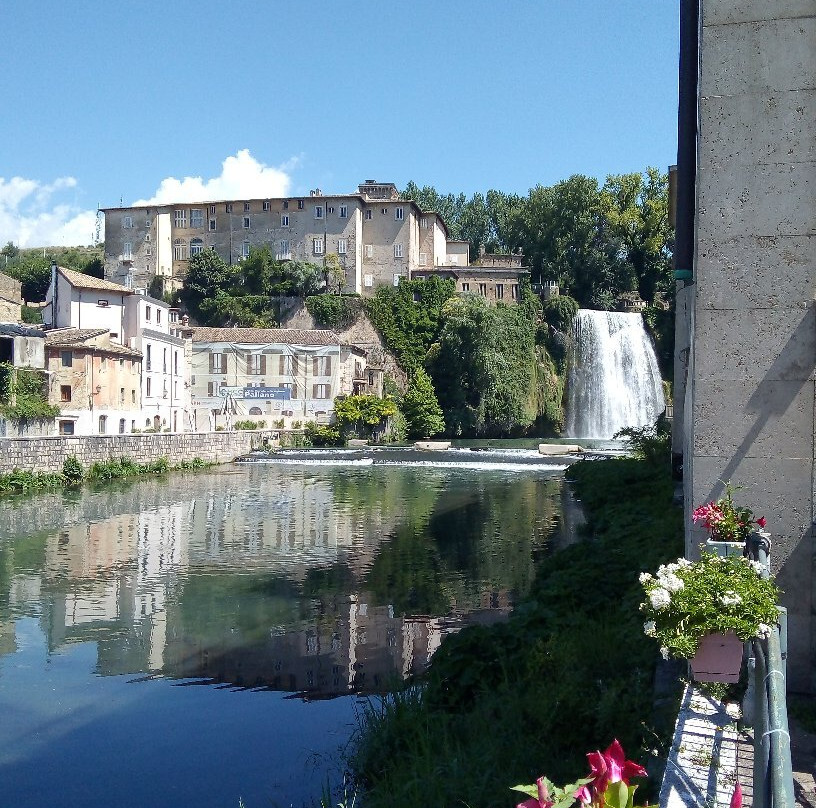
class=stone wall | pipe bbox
[0,430,277,475]
[687,0,816,690]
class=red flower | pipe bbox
[757,516,766,529]
[586,740,648,802]
[516,777,554,808]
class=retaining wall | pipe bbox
[0,430,278,474]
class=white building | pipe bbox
[43,266,191,433]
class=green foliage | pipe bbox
[88,456,169,481]
[233,419,265,430]
[351,456,683,808]
[428,296,539,436]
[614,416,671,469]
[62,455,84,485]
[304,421,342,446]
[0,364,59,420]
[0,468,65,494]
[362,277,456,373]
[334,395,397,437]
[2,245,104,301]
[542,295,579,334]
[306,294,361,330]
[21,305,42,324]
[175,457,211,470]
[401,367,445,438]
[147,275,164,300]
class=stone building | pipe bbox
[182,326,381,431]
[676,0,816,690]
[101,181,463,297]
[0,272,22,322]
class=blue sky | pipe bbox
[0,1,679,247]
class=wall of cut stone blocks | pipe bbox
[0,430,276,475]
[688,0,816,690]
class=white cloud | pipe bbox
[0,176,97,248]
[132,149,296,206]
[0,150,298,249]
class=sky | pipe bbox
[0,1,679,248]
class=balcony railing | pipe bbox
[745,533,794,808]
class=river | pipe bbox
[0,446,583,807]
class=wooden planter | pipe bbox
[690,631,744,683]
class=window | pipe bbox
[123,215,133,229]
[496,283,504,299]
[146,247,152,256]
[479,283,487,296]
[123,242,132,259]
[365,209,372,220]
[98,415,107,434]
[312,384,330,399]
[209,205,216,215]
[337,238,347,255]
[242,241,250,258]
[263,200,271,211]
[190,209,204,228]
[57,419,75,435]
[61,350,72,367]
[119,418,126,434]
[364,244,373,258]
[419,252,427,266]
[210,352,227,373]
[145,218,152,228]
[314,205,324,219]
[132,389,136,403]
[279,354,295,375]
[393,274,402,287]
[146,344,152,370]
[381,207,388,215]
[163,348,167,373]
[243,216,250,229]
[313,356,332,375]
[119,358,124,368]
[174,209,187,228]
[313,238,324,255]
[339,205,348,218]
[283,200,289,209]
[120,387,125,403]
[394,243,403,258]
[100,355,107,370]
[244,202,250,212]
[60,385,72,402]
[282,382,297,399]
[449,254,460,265]
[395,207,404,220]
[145,306,151,321]
[173,239,188,260]
[146,377,152,397]
[156,308,162,324]
[364,274,373,287]
[297,200,304,210]
[462,282,470,292]
[209,218,217,231]
[420,217,428,228]
[144,234,151,242]
[327,205,335,214]
[280,214,289,227]
[174,351,178,374]
[247,353,267,375]
[225,203,233,213]
[278,240,290,259]
[512,284,519,300]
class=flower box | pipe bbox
[689,631,744,683]
[705,539,745,559]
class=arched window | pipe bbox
[249,407,263,416]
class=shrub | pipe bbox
[62,455,84,485]
[305,294,361,330]
[305,422,342,447]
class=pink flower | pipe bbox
[730,781,742,808]
[516,777,554,808]
[757,516,766,529]
[574,785,592,805]
[587,740,648,801]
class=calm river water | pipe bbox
[0,446,581,807]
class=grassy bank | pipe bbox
[0,455,214,495]
[349,454,684,808]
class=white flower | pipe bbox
[755,623,771,639]
[660,646,670,660]
[649,587,672,610]
[676,558,692,568]
[719,591,742,607]
[749,560,767,575]
[643,620,657,637]
[659,572,685,593]
[639,572,653,584]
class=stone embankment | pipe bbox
[0,430,278,475]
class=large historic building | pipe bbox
[102,181,464,297]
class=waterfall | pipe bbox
[565,309,665,439]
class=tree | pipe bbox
[401,368,446,438]
[323,253,346,294]
[334,395,398,438]
[181,250,239,323]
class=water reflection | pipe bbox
[1,463,572,699]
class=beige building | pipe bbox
[421,250,529,303]
[183,326,381,431]
[102,181,464,297]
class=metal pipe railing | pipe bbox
[745,532,794,808]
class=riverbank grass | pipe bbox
[349,454,684,808]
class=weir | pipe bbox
[565,309,665,440]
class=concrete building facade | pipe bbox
[101,181,458,297]
[679,1,816,690]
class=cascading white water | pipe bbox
[565,309,665,439]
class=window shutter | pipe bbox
[260,354,267,374]
[313,357,318,375]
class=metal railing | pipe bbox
[745,532,794,808]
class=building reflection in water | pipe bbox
[1,466,565,697]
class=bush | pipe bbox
[304,422,342,447]
[305,294,361,330]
